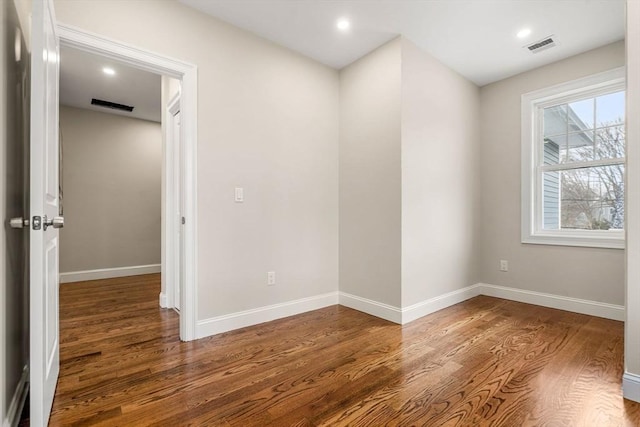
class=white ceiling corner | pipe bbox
[178,0,625,86]
[58,1,625,119]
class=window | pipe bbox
[522,68,625,249]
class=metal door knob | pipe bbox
[9,217,29,229]
[43,215,64,230]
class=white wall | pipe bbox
[59,106,162,273]
[54,0,340,320]
[479,41,625,305]
[401,38,481,307]
[339,38,402,307]
[339,37,481,313]
[624,0,640,401]
[52,0,626,340]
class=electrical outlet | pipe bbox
[267,271,276,286]
[500,260,509,272]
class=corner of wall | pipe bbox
[399,35,482,309]
[624,0,640,401]
[338,34,403,309]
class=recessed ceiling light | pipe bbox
[336,18,350,31]
[102,67,115,76]
[517,28,532,39]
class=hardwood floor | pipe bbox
[49,274,640,426]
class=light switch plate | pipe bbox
[235,187,244,202]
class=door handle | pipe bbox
[43,215,64,230]
[9,217,29,229]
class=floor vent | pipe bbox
[526,36,556,53]
[91,98,134,112]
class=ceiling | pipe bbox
[179,0,625,86]
[59,46,161,122]
[59,1,625,119]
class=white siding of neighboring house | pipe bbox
[543,140,560,229]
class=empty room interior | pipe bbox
[2,0,640,425]
[57,46,164,298]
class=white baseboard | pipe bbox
[3,365,28,427]
[159,292,168,308]
[60,264,161,283]
[477,283,624,321]
[196,292,339,339]
[338,292,403,324]
[623,372,640,402]
[195,282,623,340]
[339,282,622,325]
[402,285,481,324]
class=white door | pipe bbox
[30,0,62,425]
[173,110,183,311]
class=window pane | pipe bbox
[543,138,560,166]
[596,91,625,127]
[568,98,594,131]
[595,125,625,160]
[529,76,626,246]
[540,92,624,165]
[545,134,566,164]
[554,165,624,230]
[543,104,567,137]
[567,130,594,162]
[542,171,560,229]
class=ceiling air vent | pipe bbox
[526,36,556,54]
[91,98,134,112]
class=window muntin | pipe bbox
[540,90,625,232]
[521,68,625,249]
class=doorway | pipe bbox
[57,24,197,341]
[58,46,164,288]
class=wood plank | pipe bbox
[42,274,640,426]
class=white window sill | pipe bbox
[522,231,624,249]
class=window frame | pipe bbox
[521,67,626,249]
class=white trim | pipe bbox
[59,264,161,283]
[401,285,481,324]
[3,365,28,427]
[335,283,618,326]
[521,67,626,249]
[338,292,402,324]
[540,156,625,172]
[623,372,640,403]
[477,283,624,321]
[57,23,199,341]
[159,292,169,309]
[626,0,640,393]
[163,93,181,311]
[196,292,339,339]
[521,230,625,249]
[193,283,624,340]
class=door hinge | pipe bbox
[181,217,186,225]
[32,216,41,230]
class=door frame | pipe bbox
[56,23,198,341]
[165,92,182,311]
